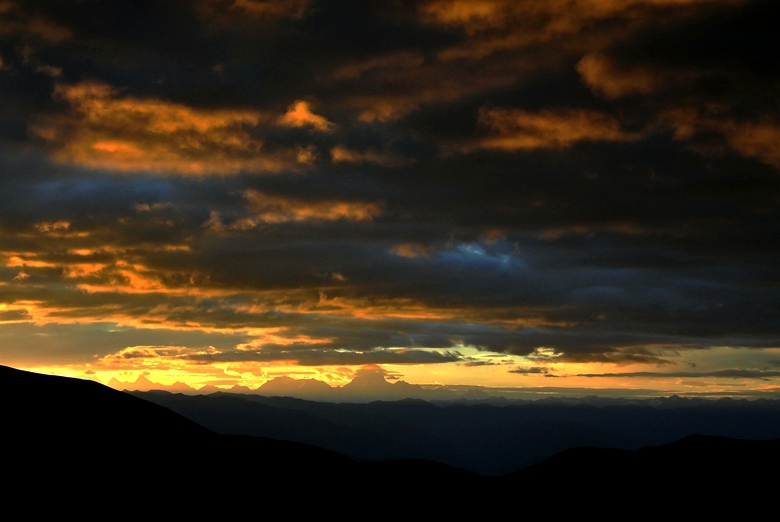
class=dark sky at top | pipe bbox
[0,0,778,392]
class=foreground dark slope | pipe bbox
[0,365,479,506]
[4,366,779,511]
[506,434,780,483]
[2,365,214,448]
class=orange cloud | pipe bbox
[0,2,72,42]
[325,51,514,122]
[296,144,318,164]
[244,190,382,224]
[34,63,62,76]
[661,110,780,169]
[577,54,660,99]
[420,0,741,31]
[355,98,427,123]
[474,107,638,150]
[391,243,431,259]
[721,121,780,170]
[277,100,335,132]
[330,146,406,167]
[198,0,311,20]
[34,221,70,233]
[32,81,305,175]
[418,0,522,35]
[328,52,426,81]
[418,0,744,61]
[6,253,57,268]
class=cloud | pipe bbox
[0,321,251,366]
[330,147,406,167]
[556,351,674,366]
[721,120,780,169]
[462,360,499,367]
[0,308,29,321]
[277,101,335,132]
[243,190,382,224]
[198,0,311,21]
[577,54,661,99]
[328,52,426,82]
[509,366,549,374]
[33,63,62,77]
[13,271,30,280]
[661,110,780,169]
[418,0,744,31]
[31,82,303,175]
[418,0,733,29]
[472,107,639,151]
[391,243,431,259]
[34,221,70,234]
[417,0,742,61]
[324,51,516,122]
[0,2,72,42]
[181,347,463,366]
[537,223,645,240]
[578,369,780,379]
[1,0,779,393]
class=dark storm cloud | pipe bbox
[1,0,779,370]
[508,366,549,375]
[462,360,500,367]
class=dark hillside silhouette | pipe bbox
[1,365,480,510]
[3,365,779,513]
[1,365,214,450]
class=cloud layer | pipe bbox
[0,0,779,392]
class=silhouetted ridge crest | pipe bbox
[5,365,780,513]
[1,365,214,451]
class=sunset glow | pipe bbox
[1,0,778,399]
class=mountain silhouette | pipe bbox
[3,365,213,449]
[134,387,780,475]
[1,366,352,507]
[259,375,334,398]
[1,364,479,510]
[107,373,197,392]
[108,365,460,401]
[503,434,780,508]
[4,365,779,513]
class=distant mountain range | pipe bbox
[108,366,463,401]
[4,364,779,512]
[133,387,780,475]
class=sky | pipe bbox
[0,0,779,397]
